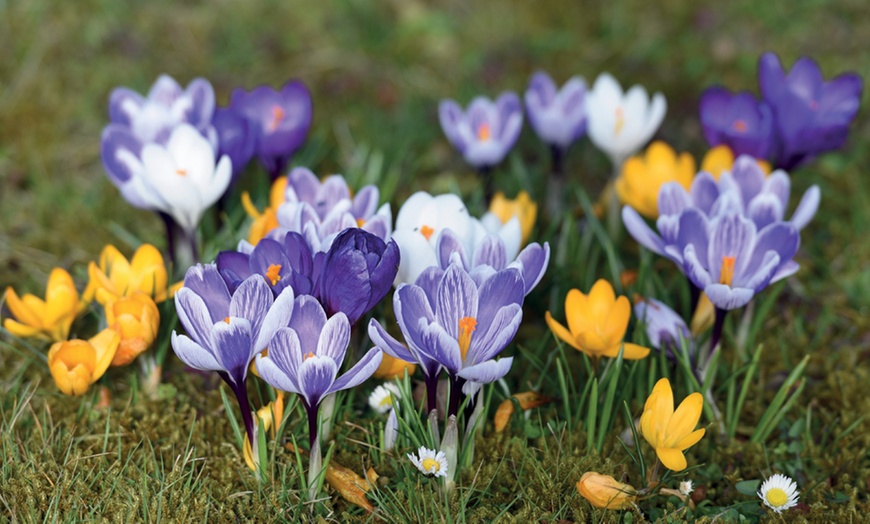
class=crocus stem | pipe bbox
[447,376,466,419]
[269,158,288,183]
[304,401,322,500]
[305,401,320,451]
[478,165,494,203]
[232,381,255,445]
[707,307,727,363]
[550,145,565,179]
[426,375,439,415]
[688,278,701,320]
[188,229,200,264]
[158,212,177,270]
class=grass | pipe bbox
[2,0,870,522]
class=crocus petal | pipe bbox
[703,284,755,310]
[210,318,253,384]
[456,357,513,384]
[255,353,300,394]
[656,448,688,472]
[171,331,221,371]
[297,355,338,407]
[790,185,820,230]
[367,318,417,363]
[317,312,351,366]
[622,207,666,255]
[328,348,384,394]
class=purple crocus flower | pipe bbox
[434,228,550,297]
[281,167,393,241]
[213,107,257,185]
[681,211,800,311]
[171,264,295,445]
[699,87,774,160]
[101,75,218,209]
[622,155,819,268]
[370,263,524,416]
[438,92,523,170]
[216,233,315,297]
[524,71,587,150]
[758,52,863,170]
[316,228,400,325]
[230,80,313,180]
[633,297,693,359]
[255,295,383,448]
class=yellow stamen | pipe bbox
[269,105,285,132]
[420,225,434,241]
[241,191,262,219]
[458,316,478,362]
[614,107,625,135]
[719,256,736,286]
[356,218,366,228]
[733,119,748,132]
[477,123,491,141]
[422,458,440,473]
[176,168,187,176]
[265,264,282,286]
[303,351,315,360]
[765,487,788,507]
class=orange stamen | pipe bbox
[269,105,285,132]
[303,351,315,360]
[176,168,187,176]
[719,256,736,286]
[733,119,748,132]
[223,317,231,324]
[458,316,478,362]
[356,218,366,228]
[265,264,282,286]
[477,123,491,141]
[420,225,434,241]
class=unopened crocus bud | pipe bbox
[106,291,160,366]
[372,354,417,380]
[576,472,637,510]
[48,328,120,396]
[440,415,459,489]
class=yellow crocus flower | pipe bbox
[242,176,288,245]
[488,190,537,245]
[640,378,706,471]
[105,291,160,366]
[4,268,84,342]
[576,472,637,510]
[545,279,650,360]
[372,354,417,380]
[615,141,695,219]
[48,328,120,396]
[700,145,771,180]
[84,244,172,306]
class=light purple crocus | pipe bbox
[699,87,774,160]
[255,295,383,448]
[633,297,693,359]
[171,264,295,445]
[524,71,587,151]
[434,228,549,297]
[230,80,313,180]
[622,155,819,268]
[369,263,524,416]
[213,106,257,185]
[759,52,863,170]
[101,75,218,209]
[438,92,523,170]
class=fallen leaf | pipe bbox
[494,391,553,432]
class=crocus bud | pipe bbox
[372,354,417,380]
[440,415,459,491]
[576,472,637,510]
[106,291,160,366]
[48,328,120,396]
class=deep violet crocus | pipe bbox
[213,107,257,185]
[758,52,863,170]
[369,263,525,416]
[699,87,774,160]
[171,264,295,446]
[230,81,313,180]
[216,233,316,297]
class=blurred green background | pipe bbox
[1,0,867,299]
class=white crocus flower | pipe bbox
[139,124,231,235]
[586,73,666,171]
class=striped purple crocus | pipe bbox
[171,264,295,446]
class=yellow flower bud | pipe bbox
[48,328,120,396]
[576,472,637,510]
[488,191,537,245]
[372,353,417,380]
[84,244,173,306]
[4,268,84,342]
[105,292,160,366]
[242,176,287,246]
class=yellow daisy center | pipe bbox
[265,264,282,286]
[379,395,393,408]
[765,487,788,507]
[422,458,440,473]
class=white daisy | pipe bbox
[679,480,694,496]
[407,447,448,478]
[757,474,799,513]
[368,384,400,414]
